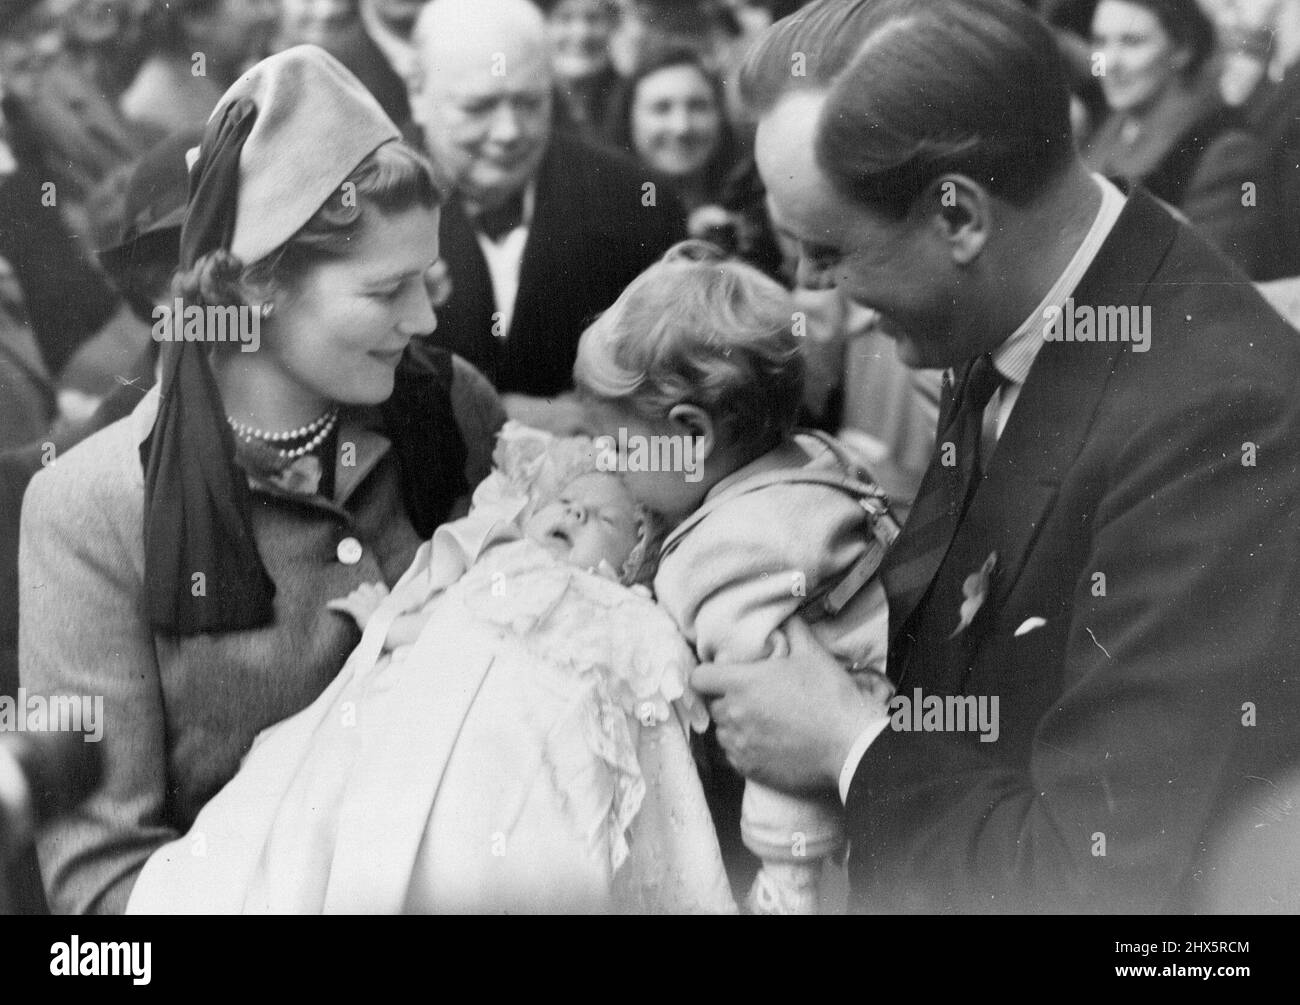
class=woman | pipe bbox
[541,0,623,141]
[607,46,780,275]
[19,46,504,915]
[1083,0,1273,276]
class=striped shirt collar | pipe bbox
[991,174,1127,387]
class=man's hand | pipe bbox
[692,618,890,794]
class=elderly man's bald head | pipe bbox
[414,0,549,75]
[410,0,554,211]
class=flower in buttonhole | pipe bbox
[951,551,997,639]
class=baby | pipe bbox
[328,466,651,652]
[126,426,735,914]
[575,240,898,915]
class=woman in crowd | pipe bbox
[541,0,624,141]
[606,45,780,274]
[1082,0,1273,276]
[19,46,504,915]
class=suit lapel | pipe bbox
[893,191,1181,681]
[437,197,498,371]
[510,136,586,345]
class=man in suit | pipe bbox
[409,0,684,433]
[693,0,1300,913]
[278,0,416,129]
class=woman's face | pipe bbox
[548,0,618,80]
[630,64,723,180]
[265,206,441,407]
[1092,0,1193,114]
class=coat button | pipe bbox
[336,537,363,565]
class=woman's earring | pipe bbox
[261,302,275,320]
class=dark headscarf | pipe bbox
[136,46,437,635]
[139,98,276,634]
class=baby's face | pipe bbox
[522,472,642,571]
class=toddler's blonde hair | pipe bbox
[573,240,804,457]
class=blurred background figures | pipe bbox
[540,0,623,140]
[357,0,426,85]
[1080,0,1274,277]
[120,0,278,138]
[280,0,416,127]
[1218,0,1300,281]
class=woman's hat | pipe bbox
[142,45,406,636]
[185,44,402,269]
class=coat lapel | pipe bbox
[509,136,589,347]
[437,197,499,373]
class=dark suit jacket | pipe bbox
[430,132,685,396]
[847,190,1300,913]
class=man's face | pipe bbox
[755,91,964,370]
[547,0,618,80]
[280,0,356,47]
[371,0,429,37]
[414,38,553,211]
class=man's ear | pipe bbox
[666,403,716,461]
[921,173,991,266]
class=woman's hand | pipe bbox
[326,581,391,631]
[691,618,891,794]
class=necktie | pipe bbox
[881,352,1004,631]
[474,193,526,241]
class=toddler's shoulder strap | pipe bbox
[659,431,901,620]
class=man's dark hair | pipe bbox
[741,0,1077,219]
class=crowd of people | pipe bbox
[3,0,1300,915]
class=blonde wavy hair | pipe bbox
[572,240,803,459]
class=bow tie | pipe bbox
[473,193,526,241]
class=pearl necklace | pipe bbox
[228,407,340,461]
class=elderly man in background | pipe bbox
[410,0,683,433]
